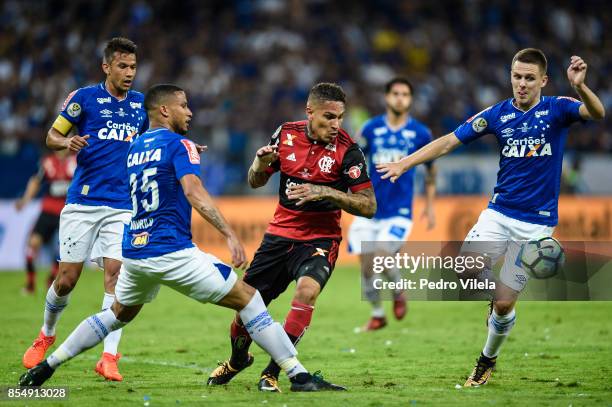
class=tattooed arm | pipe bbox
[287,183,377,218]
[180,174,247,269]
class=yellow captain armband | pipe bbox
[52,115,73,136]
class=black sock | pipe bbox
[261,333,299,378]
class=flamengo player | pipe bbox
[22,38,148,381]
[19,84,343,392]
[208,83,375,392]
[348,78,436,331]
[15,150,76,293]
[377,49,605,386]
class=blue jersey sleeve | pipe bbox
[453,107,493,144]
[554,96,583,126]
[172,138,201,180]
[59,89,87,126]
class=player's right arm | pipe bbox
[15,169,43,211]
[46,90,90,152]
[248,145,280,188]
[377,133,462,183]
[181,174,247,269]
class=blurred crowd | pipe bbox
[0,0,610,195]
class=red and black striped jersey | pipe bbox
[37,153,76,215]
[264,120,372,240]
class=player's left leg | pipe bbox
[24,232,43,294]
[19,300,142,386]
[376,217,413,322]
[464,211,554,387]
[465,283,518,387]
[91,208,131,381]
[258,239,339,391]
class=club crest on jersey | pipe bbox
[97,97,111,104]
[318,156,335,173]
[283,134,296,146]
[181,139,200,164]
[471,117,487,133]
[131,232,150,248]
[67,103,81,118]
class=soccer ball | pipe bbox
[520,237,565,279]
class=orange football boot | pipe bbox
[23,331,56,368]
[95,352,123,381]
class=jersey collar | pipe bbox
[384,114,411,132]
[510,96,543,114]
[99,82,129,102]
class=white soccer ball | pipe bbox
[520,237,565,279]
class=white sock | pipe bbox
[239,291,307,378]
[483,309,516,358]
[384,267,404,298]
[42,285,70,336]
[47,309,126,369]
[101,293,122,355]
[362,274,383,312]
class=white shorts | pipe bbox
[461,208,555,292]
[59,204,131,264]
[348,216,413,255]
[115,247,238,306]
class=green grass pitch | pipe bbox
[1,267,611,406]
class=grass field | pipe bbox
[1,267,611,406]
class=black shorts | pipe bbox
[243,234,340,305]
[32,211,60,244]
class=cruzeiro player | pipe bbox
[19,84,343,392]
[22,37,148,381]
[377,49,604,386]
[348,78,436,331]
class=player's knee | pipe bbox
[294,278,321,305]
[54,269,80,295]
[493,300,515,316]
[112,301,140,324]
[29,234,43,250]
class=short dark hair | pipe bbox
[103,37,137,63]
[308,82,346,105]
[512,48,547,73]
[144,84,184,112]
[385,77,413,95]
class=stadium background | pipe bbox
[0,0,610,267]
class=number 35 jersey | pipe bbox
[122,127,201,260]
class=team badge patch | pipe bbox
[131,232,150,248]
[181,139,200,164]
[348,165,361,179]
[471,117,487,133]
[67,102,81,118]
